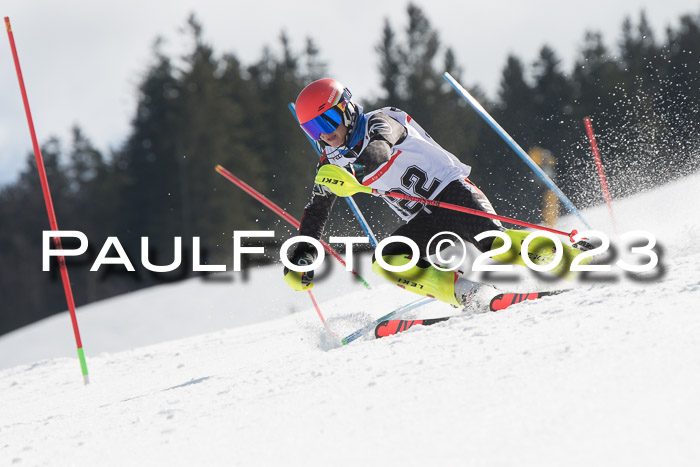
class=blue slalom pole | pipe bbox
[443,72,591,229]
[288,103,379,247]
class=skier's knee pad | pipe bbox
[372,254,461,306]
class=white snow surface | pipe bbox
[2,173,700,466]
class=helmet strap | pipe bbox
[342,101,358,146]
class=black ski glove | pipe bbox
[283,247,317,291]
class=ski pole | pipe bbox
[287,103,379,248]
[307,290,336,339]
[315,164,579,242]
[6,17,89,384]
[583,117,617,233]
[443,72,592,229]
[215,164,371,288]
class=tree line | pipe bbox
[1,5,699,334]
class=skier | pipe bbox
[284,78,587,308]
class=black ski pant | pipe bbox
[374,177,504,262]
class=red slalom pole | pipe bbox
[215,165,339,339]
[215,164,371,288]
[5,17,89,383]
[583,117,617,232]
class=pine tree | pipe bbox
[497,55,536,145]
[376,19,402,107]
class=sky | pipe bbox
[1,0,698,186]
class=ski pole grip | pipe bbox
[568,229,578,243]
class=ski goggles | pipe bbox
[300,105,345,141]
[300,91,351,141]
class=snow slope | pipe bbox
[0,261,371,369]
[1,173,700,466]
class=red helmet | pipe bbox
[295,78,355,141]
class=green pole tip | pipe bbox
[77,347,89,383]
